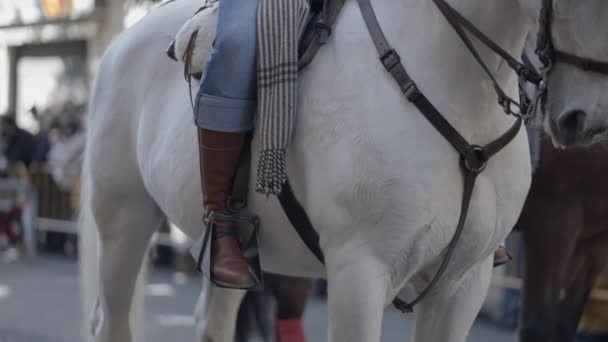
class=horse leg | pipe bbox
[92,191,163,342]
[413,258,493,342]
[519,200,581,342]
[194,277,247,342]
[555,233,608,342]
[554,258,594,342]
[267,274,311,342]
[326,256,390,342]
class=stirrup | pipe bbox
[190,211,264,290]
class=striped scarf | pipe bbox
[256,0,310,195]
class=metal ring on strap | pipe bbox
[462,145,488,174]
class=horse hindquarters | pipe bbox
[81,50,166,341]
[80,136,166,342]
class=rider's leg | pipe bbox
[266,274,311,342]
[194,0,259,289]
[493,243,512,267]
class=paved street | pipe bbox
[0,253,515,342]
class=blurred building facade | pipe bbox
[0,0,145,132]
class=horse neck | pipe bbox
[379,0,531,142]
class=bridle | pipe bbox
[536,0,608,75]
[353,0,608,313]
[526,0,608,118]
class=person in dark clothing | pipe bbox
[0,114,37,166]
[32,130,51,163]
[27,106,51,163]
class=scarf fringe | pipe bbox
[256,149,288,195]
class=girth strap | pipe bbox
[278,181,325,263]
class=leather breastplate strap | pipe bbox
[357,0,523,313]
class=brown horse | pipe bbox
[516,135,608,342]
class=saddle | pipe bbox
[167,0,345,77]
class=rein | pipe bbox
[433,0,542,118]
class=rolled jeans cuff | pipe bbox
[194,94,256,132]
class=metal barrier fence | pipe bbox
[29,164,79,236]
[0,163,189,257]
[0,163,73,256]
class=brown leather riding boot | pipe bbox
[198,128,254,289]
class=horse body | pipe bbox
[82,1,537,341]
[146,0,530,276]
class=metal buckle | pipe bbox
[518,65,542,86]
[315,19,332,44]
[403,82,421,102]
[535,47,554,70]
[497,94,522,116]
[462,145,488,174]
[380,49,401,71]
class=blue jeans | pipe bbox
[194,0,259,132]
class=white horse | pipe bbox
[79,0,608,341]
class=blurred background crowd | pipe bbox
[0,0,162,253]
